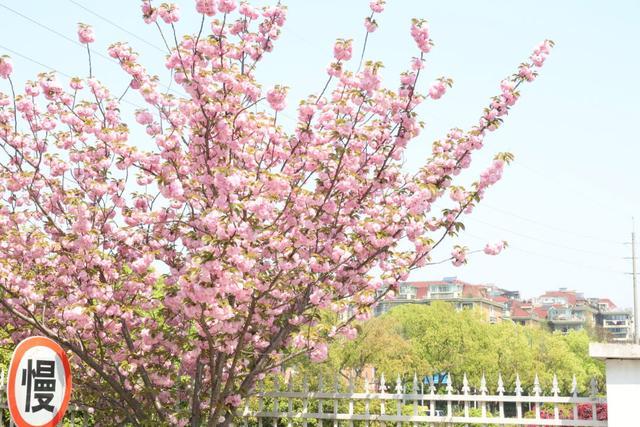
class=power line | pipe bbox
[67,0,166,53]
[464,231,625,275]
[0,43,144,110]
[0,2,186,98]
[516,160,634,215]
[468,217,620,259]
[481,203,621,245]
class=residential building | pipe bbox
[374,277,507,322]
[374,281,633,339]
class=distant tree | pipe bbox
[310,303,605,394]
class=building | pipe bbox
[594,297,633,342]
[374,277,507,322]
[533,290,632,340]
[507,300,543,326]
[374,280,633,339]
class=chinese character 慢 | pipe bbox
[20,359,56,413]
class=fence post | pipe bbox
[497,372,505,419]
[551,373,560,421]
[380,373,386,416]
[287,373,293,427]
[302,375,309,427]
[429,380,436,427]
[364,377,370,425]
[445,374,453,419]
[332,373,338,427]
[395,374,402,427]
[348,375,354,427]
[571,375,578,421]
[533,373,541,420]
[514,373,523,420]
[412,373,418,427]
[257,379,264,427]
[462,374,470,418]
[318,373,324,427]
[479,373,488,419]
[273,375,280,427]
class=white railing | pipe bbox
[0,367,609,426]
[0,368,91,427]
[240,373,607,426]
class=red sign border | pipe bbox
[7,336,73,427]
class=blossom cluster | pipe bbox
[0,1,552,424]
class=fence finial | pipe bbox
[364,376,370,394]
[303,374,309,393]
[429,380,436,395]
[462,373,470,395]
[533,373,541,397]
[412,372,418,394]
[497,372,505,396]
[380,373,387,393]
[480,373,488,396]
[395,374,403,394]
[551,373,560,397]
[348,374,355,393]
[446,373,454,395]
[571,374,578,397]
[515,373,523,396]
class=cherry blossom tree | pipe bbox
[0,0,552,424]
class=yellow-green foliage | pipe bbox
[296,302,604,394]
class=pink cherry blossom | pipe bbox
[484,241,506,255]
[141,1,158,23]
[364,17,378,33]
[158,3,180,24]
[0,55,12,79]
[77,23,95,44]
[309,342,328,362]
[429,80,447,99]
[196,0,216,16]
[451,246,467,266]
[410,19,432,53]
[218,0,237,13]
[266,85,287,111]
[333,39,353,61]
[369,0,385,13]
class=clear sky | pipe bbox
[1,0,639,306]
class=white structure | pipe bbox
[241,372,607,426]
[590,343,640,426]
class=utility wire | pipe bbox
[464,231,625,275]
[0,43,144,110]
[481,203,621,245]
[67,0,166,53]
[517,160,634,215]
[468,217,620,259]
[0,2,186,98]
[11,1,303,126]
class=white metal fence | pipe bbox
[239,373,608,426]
[0,367,608,426]
[0,368,91,427]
